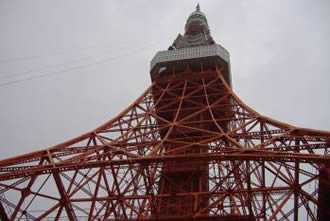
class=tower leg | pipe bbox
[0,201,9,221]
[318,166,330,221]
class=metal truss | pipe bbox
[0,68,329,220]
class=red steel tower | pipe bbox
[1,5,330,221]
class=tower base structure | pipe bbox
[318,166,330,221]
[0,67,329,220]
[110,215,255,221]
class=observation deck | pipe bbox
[150,44,232,86]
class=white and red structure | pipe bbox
[0,5,330,221]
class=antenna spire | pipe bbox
[196,3,200,11]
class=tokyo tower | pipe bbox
[1,4,330,221]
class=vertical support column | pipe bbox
[293,139,300,221]
[0,201,9,221]
[318,165,330,221]
[260,122,266,220]
[246,160,253,217]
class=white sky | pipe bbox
[0,0,329,158]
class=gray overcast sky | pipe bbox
[0,0,329,159]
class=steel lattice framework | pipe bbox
[1,69,330,220]
[1,5,330,221]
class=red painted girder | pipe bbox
[0,151,328,181]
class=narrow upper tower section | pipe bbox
[150,5,231,86]
[170,4,215,49]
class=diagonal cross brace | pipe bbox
[53,171,77,221]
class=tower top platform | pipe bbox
[150,5,231,85]
[150,44,229,71]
